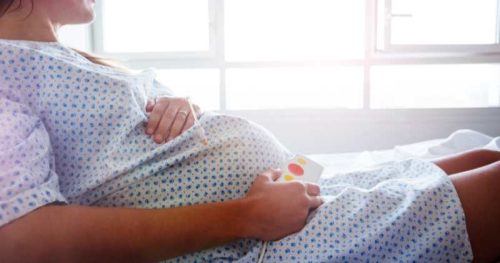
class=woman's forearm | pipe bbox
[0,171,322,262]
[0,200,249,263]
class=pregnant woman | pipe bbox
[0,0,499,262]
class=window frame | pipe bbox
[378,0,500,53]
[90,0,500,111]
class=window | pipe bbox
[92,0,500,111]
[224,0,365,61]
[378,0,500,52]
[226,67,363,110]
[371,64,500,108]
[96,0,213,56]
[155,69,220,110]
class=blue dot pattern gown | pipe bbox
[0,39,473,262]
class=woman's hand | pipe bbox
[145,96,202,144]
[241,169,323,241]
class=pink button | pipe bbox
[288,163,304,176]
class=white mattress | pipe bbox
[310,129,500,178]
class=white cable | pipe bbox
[257,241,268,263]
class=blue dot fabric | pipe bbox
[0,39,473,262]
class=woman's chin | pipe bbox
[70,11,95,25]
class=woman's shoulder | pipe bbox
[0,40,70,102]
[0,38,55,54]
[0,39,84,67]
[0,39,57,72]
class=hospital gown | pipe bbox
[0,39,473,262]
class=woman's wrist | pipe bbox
[0,200,260,262]
[234,196,262,240]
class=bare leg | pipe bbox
[449,161,500,263]
[432,149,500,175]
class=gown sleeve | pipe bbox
[0,97,67,227]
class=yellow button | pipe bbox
[297,158,307,165]
[284,175,294,181]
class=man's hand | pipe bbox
[145,96,202,144]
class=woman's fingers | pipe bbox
[145,99,155,112]
[308,196,324,209]
[146,97,201,144]
[181,113,195,133]
[305,183,323,209]
[154,105,180,143]
[257,169,281,183]
[270,169,281,181]
[146,99,169,135]
[166,107,191,141]
[306,183,321,196]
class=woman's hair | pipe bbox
[0,0,127,71]
[72,49,129,72]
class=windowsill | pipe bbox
[219,108,500,154]
[220,107,500,120]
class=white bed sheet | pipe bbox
[310,129,500,178]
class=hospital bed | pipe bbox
[309,129,500,178]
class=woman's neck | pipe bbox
[0,7,59,42]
